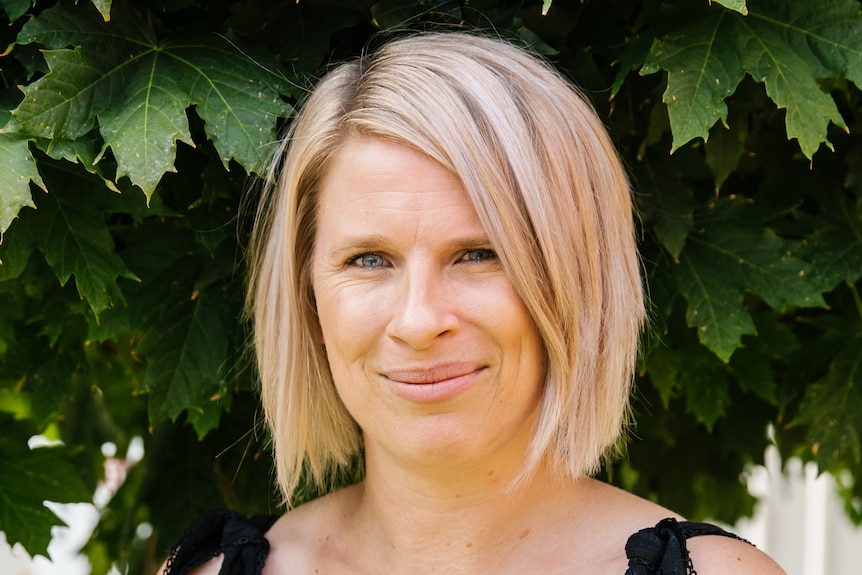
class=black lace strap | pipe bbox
[164,509,279,575]
[625,517,748,575]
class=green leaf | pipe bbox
[0,215,35,281]
[36,136,99,168]
[795,331,862,470]
[0,417,92,557]
[33,135,122,192]
[736,9,848,157]
[730,311,798,403]
[751,0,862,87]
[675,249,757,362]
[32,160,137,317]
[91,222,195,342]
[0,134,43,234]
[641,0,862,157]
[6,46,122,140]
[641,246,679,356]
[139,287,231,437]
[645,345,681,409]
[636,151,695,258]
[730,346,777,402]
[713,0,748,16]
[799,200,862,292]
[644,299,734,429]
[641,8,745,152]
[90,0,111,21]
[371,0,462,30]
[704,109,748,191]
[97,50,193,196]
[675,196,826,360]
[1,0,30,22]
[0,89,23,129]
[164,40,291,175]
[7,2,290,198]
[612,33,652,98]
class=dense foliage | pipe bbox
[0,0,860,572]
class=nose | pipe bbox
[386,261,459,350]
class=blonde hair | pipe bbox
[248,32,645,503]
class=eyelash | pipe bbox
[346,248,497,269]
[346,249,497,268]
[346,253,388,268]
[461,248,496,263]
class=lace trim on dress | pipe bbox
[164,509,278,575]
[624,517,747,575]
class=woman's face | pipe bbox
[311,137,545,472]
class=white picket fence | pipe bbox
[736,446,862,575]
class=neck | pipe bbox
[343,449,588,574]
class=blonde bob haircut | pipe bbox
[248,31,645,503]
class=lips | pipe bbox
[385,363,482,384]
[383,363,485,403]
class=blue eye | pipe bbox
[351,253,386,268]
[463,249,496,262]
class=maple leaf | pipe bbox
[5,1,291,199]
[138,286,232,437]
[712,0,748,15]
[641,0,862,158]
[673,196,826,360]
[795,330,862,471]
[0,134,43,234]
[0,417,91,557]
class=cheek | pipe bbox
[314,283,390,363]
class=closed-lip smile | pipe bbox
[383,363,486,402]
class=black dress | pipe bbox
[164,509,747,575]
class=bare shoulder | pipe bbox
[262,485,360,573]
[152,491,349,575]
[576,480,786,574]
[688,535,787,575]
[187,556,224,575]
[580,479,685,527]
[155,555,223,575]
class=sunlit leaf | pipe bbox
[0,134,42,234]
[0,417,91,557]
[641,8,744,153]
[7,1,290,199]
[90,0,111,21]
[712,0,747,15]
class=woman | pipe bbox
[164,32,786,575]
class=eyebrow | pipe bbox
[322,232,494,257]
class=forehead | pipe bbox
[317,137,475,216]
